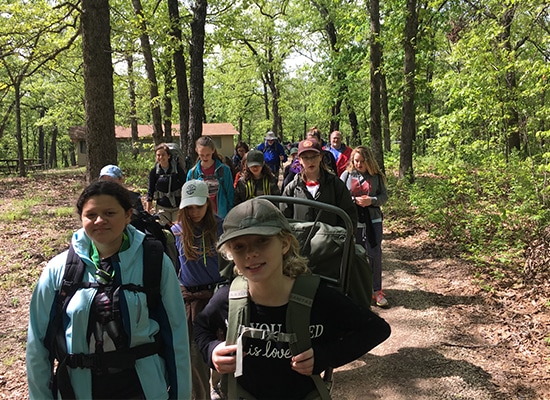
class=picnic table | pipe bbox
[0,159,45,175]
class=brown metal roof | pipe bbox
[69,123,238,141]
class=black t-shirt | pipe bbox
[194,281,391,399]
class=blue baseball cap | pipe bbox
[99,165,123,179]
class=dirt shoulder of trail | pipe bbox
[332,230,550,400]
[0,171,549,399]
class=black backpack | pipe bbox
[130,210,180,275]
[44,234,167,399]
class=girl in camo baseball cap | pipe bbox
[194,197,391,399]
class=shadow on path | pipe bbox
[332,346,535,400]
[382,288,478,311]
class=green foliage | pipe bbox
[117,142,156,191]
[385,146,549,289]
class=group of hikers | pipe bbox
[26,126,392,399]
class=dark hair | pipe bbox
[235,141,249,153]
[155,143,172,158]
[76,181,133,216]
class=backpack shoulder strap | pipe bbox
[141,235,164,311]
[286,274,319,355]
[287,274,331,400]
[45,245,88,399]
[226,275,249,345]
[225,276,249,399]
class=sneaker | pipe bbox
[373,290,389,307]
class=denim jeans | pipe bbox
[355,222,383,292]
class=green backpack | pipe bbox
[223,274,331,400]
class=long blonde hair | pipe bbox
[347,146,387,184]
[175,201,219,261]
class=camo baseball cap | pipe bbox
[217,198,291,249]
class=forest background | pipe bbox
[1,0,550,357]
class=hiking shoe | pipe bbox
[373,290,389,307]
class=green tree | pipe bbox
[0,0,79,176]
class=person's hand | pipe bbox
[291,348,314,376]
[212,342,237,374]
[355,195,372,207]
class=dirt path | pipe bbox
[331,231,550,400]
[1,172,549,399]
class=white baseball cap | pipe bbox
[179,180,209,209]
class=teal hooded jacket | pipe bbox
[26,224,192,399]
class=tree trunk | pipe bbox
[14,80,26,177]
[167,0,190,155]
[381,72,391,152]
[48,125,58,169]
[163,60,174,142]
[238,117,243,141]
[81,0,117,182]
[262,80,270,120]
[38,108,46,166]
[131,0,163,145]
[348,110,359,146]
[399,0,417,183]
[126,55,140,158]
[369,0,384,173]
[188,0,207,161]
[499,5,520,153]
[267,69,281,138]
[330,98,342,133]
[69,141,77,166]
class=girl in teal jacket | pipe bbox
[187,135,235,218]
[26,181,191,399]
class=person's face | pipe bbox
[353,152,367,173]
[249,165,262,178]
[81,195,132,247]
[299,151,321,172]
[156,149,170,168]
[185,203,208,224]
[228,234,290,283]
[237,147,246,158]
[330,134,343,149]
[197,144,214,164]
